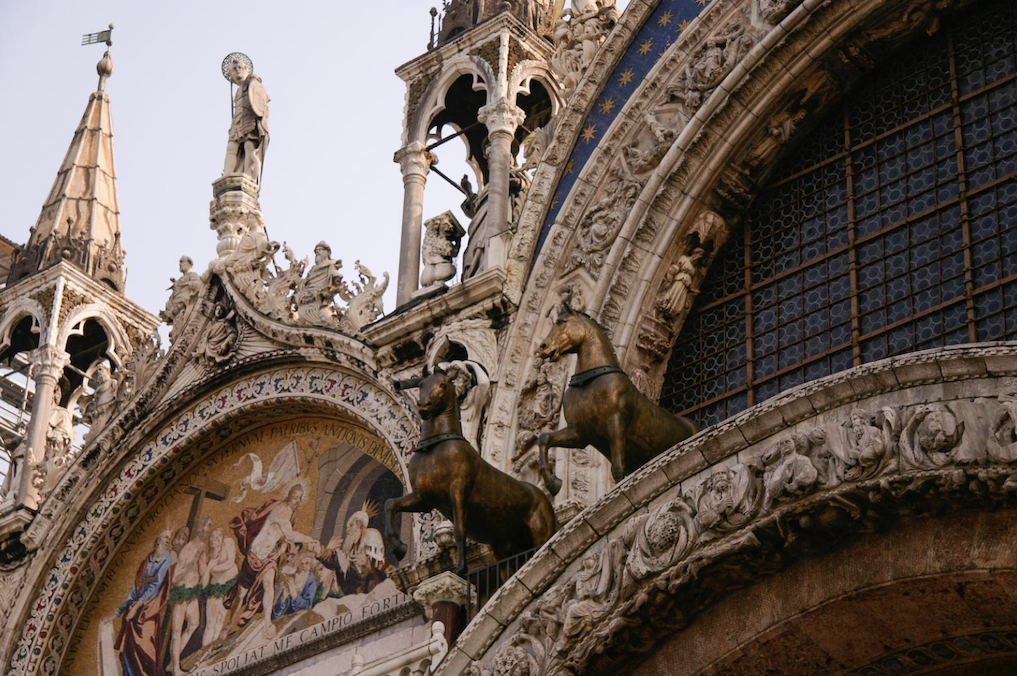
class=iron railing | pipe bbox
[465,546,539,620]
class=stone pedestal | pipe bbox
[210,174,262,258]
[412,571,476,648]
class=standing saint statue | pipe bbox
[223,54,270,181]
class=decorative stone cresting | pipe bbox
[437,344,1017,676]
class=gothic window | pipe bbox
[660,0,1017,427]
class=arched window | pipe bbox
[660,0,1017,427]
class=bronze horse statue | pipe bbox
[385,367,557,575]
[536,304,700,494]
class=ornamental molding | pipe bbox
[438,343,1017,676]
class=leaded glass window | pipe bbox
[660,0,1017,427]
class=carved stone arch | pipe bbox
[488,0,969,466]
[0,299,46,356]
[509,59,563,114]
[437,344,1017,676]
[5,362,419,676]
[56,303,130,368]
[408,54,496,146]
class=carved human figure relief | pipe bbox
[223,55,270,182]
[82,362,118,446]
[514,358,568,463]
[550,0,620,100]
[567,160,644,274]
[655,247,706,319]
[900,404,964,468]
[160,256,203,342]
[295,241,344,326]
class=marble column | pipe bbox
[17,345,70,511]
[412,571,476,648]
[477,98,526,274]
[395,141,436,306]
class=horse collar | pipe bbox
[415,432,468,453]
[570,365,626,387]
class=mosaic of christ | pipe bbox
[71,417,406,676]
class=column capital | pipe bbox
[412,571,476,618]
[28,346,70,382]
[478,97,526,137]
[394,141,438,177]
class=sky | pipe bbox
[0,1,475,319]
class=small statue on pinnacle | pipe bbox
[222,53,270,182]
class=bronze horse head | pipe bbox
[386,366,557,574]
[535,304,700,494]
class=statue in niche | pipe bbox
[655,247,706,319]
[160,256,203,341]
[199,300,239,365]
[83,363,118,445]
[439,359,491,451]
[295,242,344,325]
[420,212,465,290]
[46,389,75,470]
[223,55,269,181]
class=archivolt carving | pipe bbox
[465,356,1017,675]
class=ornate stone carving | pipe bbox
[758,0,805,24]
[900,404,964,469]
[693,460,764,538]
[117,330,164,408]
[761,430,826,509]
[566,160,644,275]
[514,358,568,465]
[295,241,344,326]
[665,15,758,126]
[197,295,239,366]
[655,247,706,320]
[223,54,270,182]
[411,571,476,619]
[263,244,307,321]
[550,1,621,100]
[222,210,279,300]
[339,260,389,332]
[81,362,117,446]
[160,255,203,343]
[420,211,465,290]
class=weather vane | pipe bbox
[81,23,114,47]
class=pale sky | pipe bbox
[0,1,629,322]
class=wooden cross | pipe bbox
[184,477,230,533]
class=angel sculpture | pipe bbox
[224,56,269,181]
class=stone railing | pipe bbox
[438,343,1017,675]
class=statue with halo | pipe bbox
[222,52,269,182]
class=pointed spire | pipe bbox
[7,49,126,291]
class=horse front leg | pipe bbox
[449,479,468,576]
[537,424,585,496]
[385,492,425,560]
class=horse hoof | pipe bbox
[391,541,408,560]
[547,476,563,496]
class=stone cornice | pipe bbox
[437,343,1017,675]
